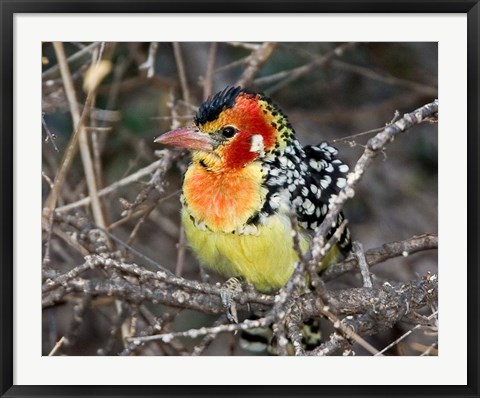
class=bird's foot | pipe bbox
[220,277,243,324]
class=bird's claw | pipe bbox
[220,277,243,324]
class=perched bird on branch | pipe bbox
[155,86,351,295]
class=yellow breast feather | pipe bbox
[182,209,310,293]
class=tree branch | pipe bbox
[322,233,438,282]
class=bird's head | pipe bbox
[155,87,294,170]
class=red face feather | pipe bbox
[217,93,277,169]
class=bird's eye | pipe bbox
[221,126,237,139]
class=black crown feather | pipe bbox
[194,86,253,126]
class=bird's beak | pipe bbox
[154,126,214,152]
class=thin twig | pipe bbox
[97,302,131,355]
[256,42,356,94]
[175,225,187,277]
[42,42,102,80]
[319,304,381,356]
[214,56,250,74]
[332,111,400,145]
[107,189,182,231]
[42,261,94,293]
[126,316,272,344]
[267,212,309,356]
[42,203,56,268]
[191,315,229,356]
[48,336,66,356]
[50,42,107,236]
[277,42,437,97]
[202,42,218,99]
[126,202,158,246]
[42,113,59,152]
[43,62,95,214]
[333,59,437,97]
[55,154,176,212]
[139,42,159,78]
[226,42,261,50]
[323,233,438,282]
[419,341,438,356]
[236,42,277,87]
[42,221,90,256]
[308,219,348,297]
[151,114,195,121]
[172,42,191,105]
[89,67,104,211]
[374,310,438,356]
[352,241,372,288]
[62,296,92,349]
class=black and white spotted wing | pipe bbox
[293,142,348,227]
[260,139,351,252]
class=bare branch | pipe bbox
[309,275,438,355]
[54,151,177,212]
[42,42,102,80]
[374,310,438,356]
[257,42,356,94]
[172,42,191,104]
[42,113,59,152]
[312,100,438,275]
[42,267,436,357]
[48,336,66,356]
[127,316,271,345]
[202,42,218,99]
[333,59,437,97]
[352,241,372,288]
[322,233,438,281]
[235,42,277,87]
[139,42,158,78]
[226,42,261,51]
[47,42,108,237]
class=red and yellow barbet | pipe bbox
[155,87,351,293]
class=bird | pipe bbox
[155,86,351,294]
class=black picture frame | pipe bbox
[1,1,479,397]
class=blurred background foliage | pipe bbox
[42,42,437,356]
